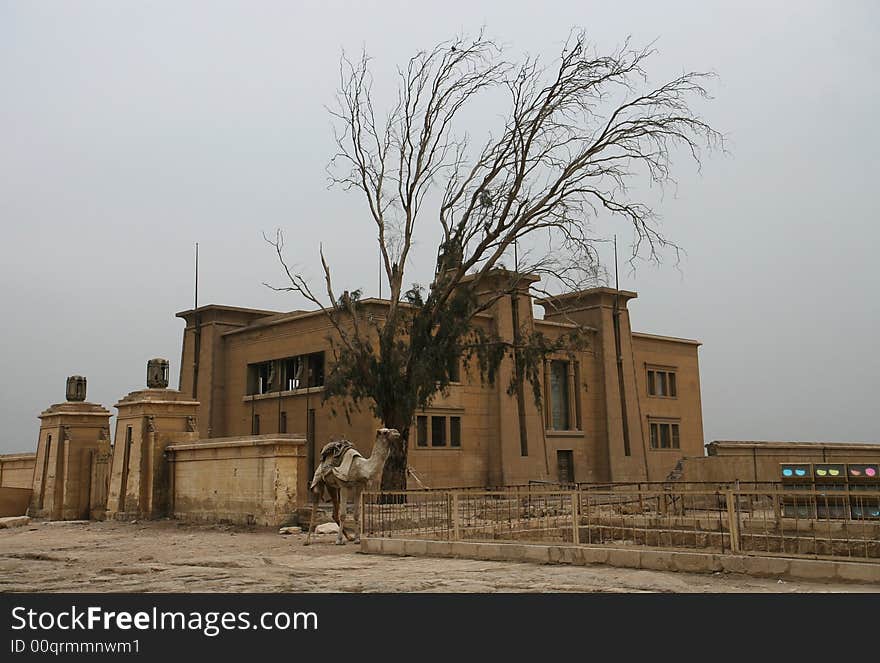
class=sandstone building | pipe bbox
[175,276,705,489]
[4,276,880,527]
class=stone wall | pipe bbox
[168,435,307,527]
[0,453,36,489]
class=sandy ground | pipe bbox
[0,519,874,593]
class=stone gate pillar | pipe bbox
[105,359,199,520]
[30,377,112,520]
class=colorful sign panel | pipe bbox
[847,464,880,480]
[780,464,811,479]
[813,464,846,480]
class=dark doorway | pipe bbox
[557,450,574,485]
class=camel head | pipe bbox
[376,427,403,448]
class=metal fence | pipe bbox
[361,487,880,562]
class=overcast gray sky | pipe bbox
[1,1,877,454]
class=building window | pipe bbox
[549,360,571,430]
[280,352,325,390]
[414,414,462,448]
[647,368,677,398]
[247,352,326,396]
[649,420,680,449]
[279,411,287,434]
[282,356,304,391]
[431,416,446,447]
[450,416,461,447]
[416,416,428,447]
[307,352,325,388]
[247,361,274,395]
[252,414,260,435]
[448,356,461,383]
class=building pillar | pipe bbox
[30,376,111,520]
[106,359,200,520]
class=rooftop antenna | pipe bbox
[192,242,201,400]
[612,234,631,457]
[194,242,199,310]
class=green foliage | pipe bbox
[320,277,588,443]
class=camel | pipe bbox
[304,427,402,546]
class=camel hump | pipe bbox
[319,439,355,464]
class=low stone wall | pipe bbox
[0,453,36,489]
[361,538,880,584]
[167,435,307,527]
[0,487,32,517]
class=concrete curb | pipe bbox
[360,537,880,584]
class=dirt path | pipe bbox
[0,520,873,593]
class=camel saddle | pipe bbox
[309,440,363,492]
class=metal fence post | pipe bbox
[359,490,365,540]
[452,492,460,541]
[725,490,740,553]
[571,491,580,545]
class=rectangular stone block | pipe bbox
[834,562,880,584]
[607,548,642,569]
[580,546,610,565]
[672,551,720,574]
[749,555,791,577]
[787,558,836,581]
[719,555,748,575]
[639,551,675,572]
[522,545,551,564]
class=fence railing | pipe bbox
[361,487,880,562]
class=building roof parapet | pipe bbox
[39,402,112,418]
[707,440,880,454]
[167,434,306,452]
[631,331,701,346]
[535,287,638,317]
[0,452,37,461]
[114,388,199,408]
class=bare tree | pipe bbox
[267,29,721,489]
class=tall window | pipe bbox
[279,411,287,434]
[450,416,461,447]
[431,416,447,447]
[647,368,677,398]
[307,352,325,387]
[448,357,461,382]
[251,414,260,435]
[649,420,681,449]
[416,416,428,447]
[549,360,570,430]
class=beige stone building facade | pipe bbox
[5,278,879,527]
[176,280,705,489]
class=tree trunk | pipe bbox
[380,425,409,491]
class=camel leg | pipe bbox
[335,486,346,545]
[341,484,356,541]
[303,492,318,546]
[352,485,362,544]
